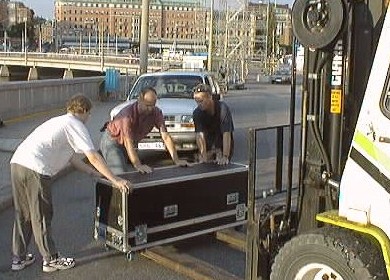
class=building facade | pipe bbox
[52,0,291,69]
[7,1,34,25]
[0,0,9,30]
[248,2,292,60]
[54,0,209,53]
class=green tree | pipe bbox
[6,22,35,41]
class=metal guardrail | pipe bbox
[0,51,163,74]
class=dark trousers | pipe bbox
[11,163,57,261]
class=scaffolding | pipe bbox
[209,0,251,88]
[208,0,289,84]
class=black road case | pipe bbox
[94,162,248,256]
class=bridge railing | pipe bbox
[0,52,164,74]
[0,75,132,121]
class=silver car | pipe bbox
[110,71,221,152]
[271,69,292,84]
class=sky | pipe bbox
[21,0,294,20]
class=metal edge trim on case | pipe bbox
[96,218,247,253]
[129,209,240,237]
[134,169,248,188]
[96,163,249,187]
[122,188,130,252]
[128,221,247,252]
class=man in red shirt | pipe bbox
[100,87,190,173]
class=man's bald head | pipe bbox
[138,87,157,115]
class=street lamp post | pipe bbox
[207,0,214,71]
[115,35,118,55]
[21,29,24,51]
[265,0,270,74]
[3,30,7,52]
[95,27,98,54]
[53,20,58,52]
[99,22,105,69]
[272,0,276,72]
[84,19,97,54]
[107,32,110,53]
[24,20,27,62]
[79,31,82,54]
[88,31,91,54]
[38,25,42,53]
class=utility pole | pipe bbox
[207,0,214,71]
[265,0,270,74]
[139,0,150,74]
[53,20,58,52]
[3,30,7,52]
[272,0,276,72]
[223,1,229,88]
[39,26,42,53]
[24,20,27,62]
[79,31,82,54]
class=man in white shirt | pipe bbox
[10,95,131,273]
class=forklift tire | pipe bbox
[292,0,346,49]
[270,227,387,280]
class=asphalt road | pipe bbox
[0,81,300,279]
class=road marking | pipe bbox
[3,108,65,125]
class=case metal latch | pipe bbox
[236,203,247,221]
[117,215,123,226]
[96,206,101,218]
[227,192,239,205]
[135,224,148,245]
[164,204,178,218]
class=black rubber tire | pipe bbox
[292,0,345,49]
[270,227,387,280]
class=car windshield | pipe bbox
[129,75,205,100]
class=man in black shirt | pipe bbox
[193,84,234,165]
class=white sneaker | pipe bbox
[11,253,35,271]
[42,255,75,272]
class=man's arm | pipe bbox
[216,131,232,165]
[161,131,191,166]
[123,136,152,173]
[195,132,208,162]
[70,154,102,177]
[70,151,132,193]
[216,103,234,165]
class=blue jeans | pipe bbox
[100,131,131,174]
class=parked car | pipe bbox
[110,70,221,152]
[271,69,292,84]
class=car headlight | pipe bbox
[181,115,194,128]
[181,115,193,123]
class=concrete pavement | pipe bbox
[0,77,284,213]
[0,100,119,212]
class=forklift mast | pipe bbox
[245,2,390,279]
[294,0,388,233]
